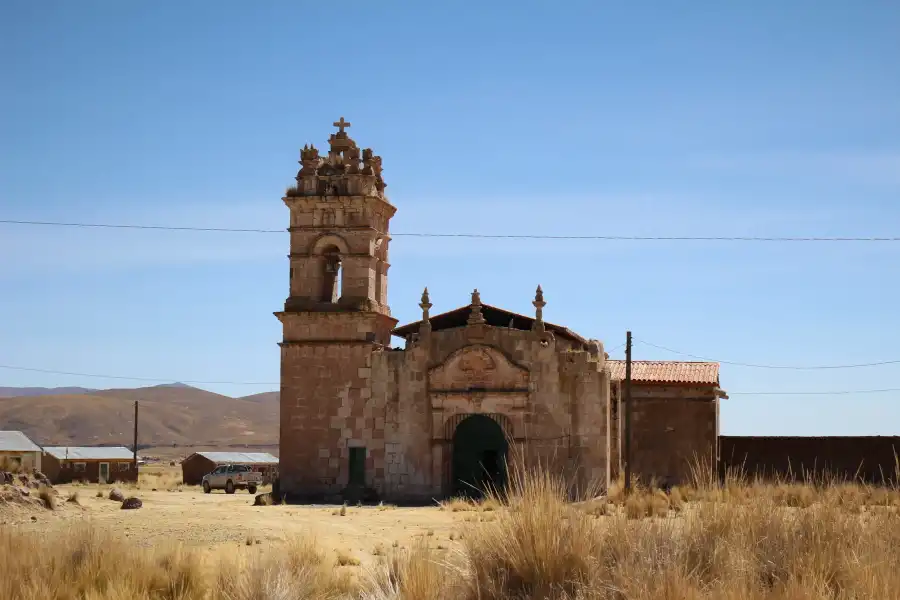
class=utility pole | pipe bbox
[624,331,633,494]
[132,400,139,471]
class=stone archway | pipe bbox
[451,414,509,499]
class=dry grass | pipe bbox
[0,525,207,600]
[439,496,501,513]
[4,463,900,599]
[335,549,361,567]
[137,466,187,491]
[66,465,189,492]
[366,539,460,600]
[217,536,356,599]
[37,485,56,510]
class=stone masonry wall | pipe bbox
[279,340,378,500]
[361,322,610,502]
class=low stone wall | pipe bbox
[720,436,900,485]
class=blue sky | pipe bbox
[1,1,898,435]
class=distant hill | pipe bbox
[238,391,279,404]
[0,386,97,398]
[0,384,279,447]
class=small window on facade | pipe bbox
[118,462,131,471]
[74,462,86,473]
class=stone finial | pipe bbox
[419,287,432,317]
[418,287,433,338]
[533,285,545,307]
[532,285,546,333]
[298,144,321,177]
[467,288,485,325]
[344,145,361,174]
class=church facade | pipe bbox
[275,120,725,503]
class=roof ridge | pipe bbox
[606,359,719,365]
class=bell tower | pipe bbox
[275,118,397,500]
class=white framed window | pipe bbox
[73,462,86,473]
[118,462,131,471]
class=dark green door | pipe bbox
[451,414,508,499]
[348,447,366,487]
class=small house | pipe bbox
[0,431,43,473]
[42,446,137,484]
[181,452,278,486]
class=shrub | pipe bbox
[335,549,360,567]
[38,485,56,510]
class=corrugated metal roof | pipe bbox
[194,452,278,464]
[606,360,720,385]
[0,431,42,452]
[43,446,134,460]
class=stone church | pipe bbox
[275,119,726,503]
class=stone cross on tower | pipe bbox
[333,117,351,133]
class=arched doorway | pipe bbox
[451,414,509,499]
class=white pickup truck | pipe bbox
[201,464,262,494]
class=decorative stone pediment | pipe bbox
[429,345,529,392]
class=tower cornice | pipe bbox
[283,194,397,214]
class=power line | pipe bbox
[0,364,278,386]
[636,339,900,370]
[729,388,900,396]
[0,219,283,234]
[1,362,898,396]
[2,219,899,242]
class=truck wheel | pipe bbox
[225,480,235,494]
[203,481,211,494]
[248,485,257,495]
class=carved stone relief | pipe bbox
[429,345,529,392]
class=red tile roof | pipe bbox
[606,360,719,385]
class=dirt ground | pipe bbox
[1,482,475,566]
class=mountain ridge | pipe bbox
[0,384,280,447]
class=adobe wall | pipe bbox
[181,454,217,486]
[720,436,900,485]
[628,383,719,486]
[42,456,137,484]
